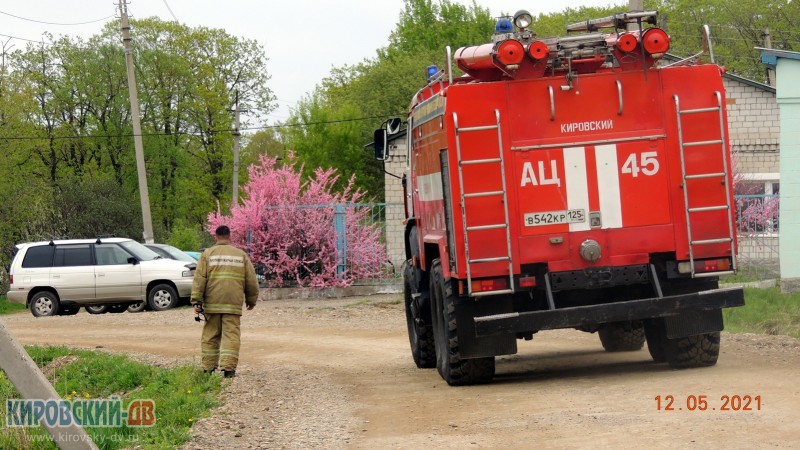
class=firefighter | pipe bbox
[191,225,260,378]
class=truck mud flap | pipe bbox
[455,295,517,359]
[474,286,744,338]
[662,309,723,339]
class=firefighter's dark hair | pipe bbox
[215,225,231,237]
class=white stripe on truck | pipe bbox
[595,144,623,229]
[564,147,591,232]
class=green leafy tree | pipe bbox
[285,0,496,198]
[651,0,800,82]
[0,18,276,245]
[50,178,143,239]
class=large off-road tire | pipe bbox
[656,278,722,369]
[404,261,435,368]
[148,283,178,311]
[664,332,720,369]
[30,292,60,317]
[598,322,646,352]
[85,305,109,315]
[430,259,495,386]
[644,320,667,362]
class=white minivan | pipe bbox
[6,238,195,317]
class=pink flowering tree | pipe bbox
[208,155,387,287]
[732,153,780,233]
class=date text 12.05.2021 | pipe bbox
[655,395,762,411]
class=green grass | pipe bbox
[724,287,800,339]
[0,294,26,315]
[0,347,222,450]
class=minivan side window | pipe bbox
[21,245,55,268]
[95,244,132,265]
[53,245,93,267]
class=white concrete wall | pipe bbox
[384,136,408,269]
[724,78,780,175]
[776,59,800,286]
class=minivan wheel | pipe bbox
[108,304,127,314]
[58,306,80,316]
[85,305,109,315]
[30,292,60,317]
[127,302,147,313]
[148,284,178,311]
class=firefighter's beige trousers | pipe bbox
[201,313,241,371]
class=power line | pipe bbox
[244,114,403,131]
[0,113,404,141]
[0,9,114,26]
[161,0,179,22]
[0,32,47,44]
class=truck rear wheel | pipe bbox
[404,261,435,368]
[598,322,646,352]
[430,259,494,386]
[643,320,667,362]
[664,332,720,369]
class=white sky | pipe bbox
[0,0,624,123]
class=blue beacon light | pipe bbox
[495,18,513,33]
[426,65,439,81]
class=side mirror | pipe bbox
[374,128,388,161]
[386,118,401,135]
[127,257,139,265]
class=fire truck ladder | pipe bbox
[453,109,515,297]
[674,91,736,278]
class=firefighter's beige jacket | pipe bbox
[191,242,259,315]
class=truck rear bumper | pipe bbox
[474,286,744,337]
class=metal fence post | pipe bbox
[334,204,347,277]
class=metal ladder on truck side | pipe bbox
[674,91,736,277]
[453,109,515,296]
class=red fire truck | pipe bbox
[374,9,745,385]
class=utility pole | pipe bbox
[231,90,241,207]
[763,27,776,86]
[628,0,644,31]
[119,0,154,243]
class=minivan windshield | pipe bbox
[158,245,196,263]
[119,240,161,261]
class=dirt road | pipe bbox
[4,294,800,449]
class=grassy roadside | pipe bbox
[0,294,26,315]
[0,346,222,450]
[723,287,800,339]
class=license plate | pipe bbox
[524,209,586,227]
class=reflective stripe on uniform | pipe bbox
[208,271,246,281]
[203,304,243,314]
[208,255,245,267]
